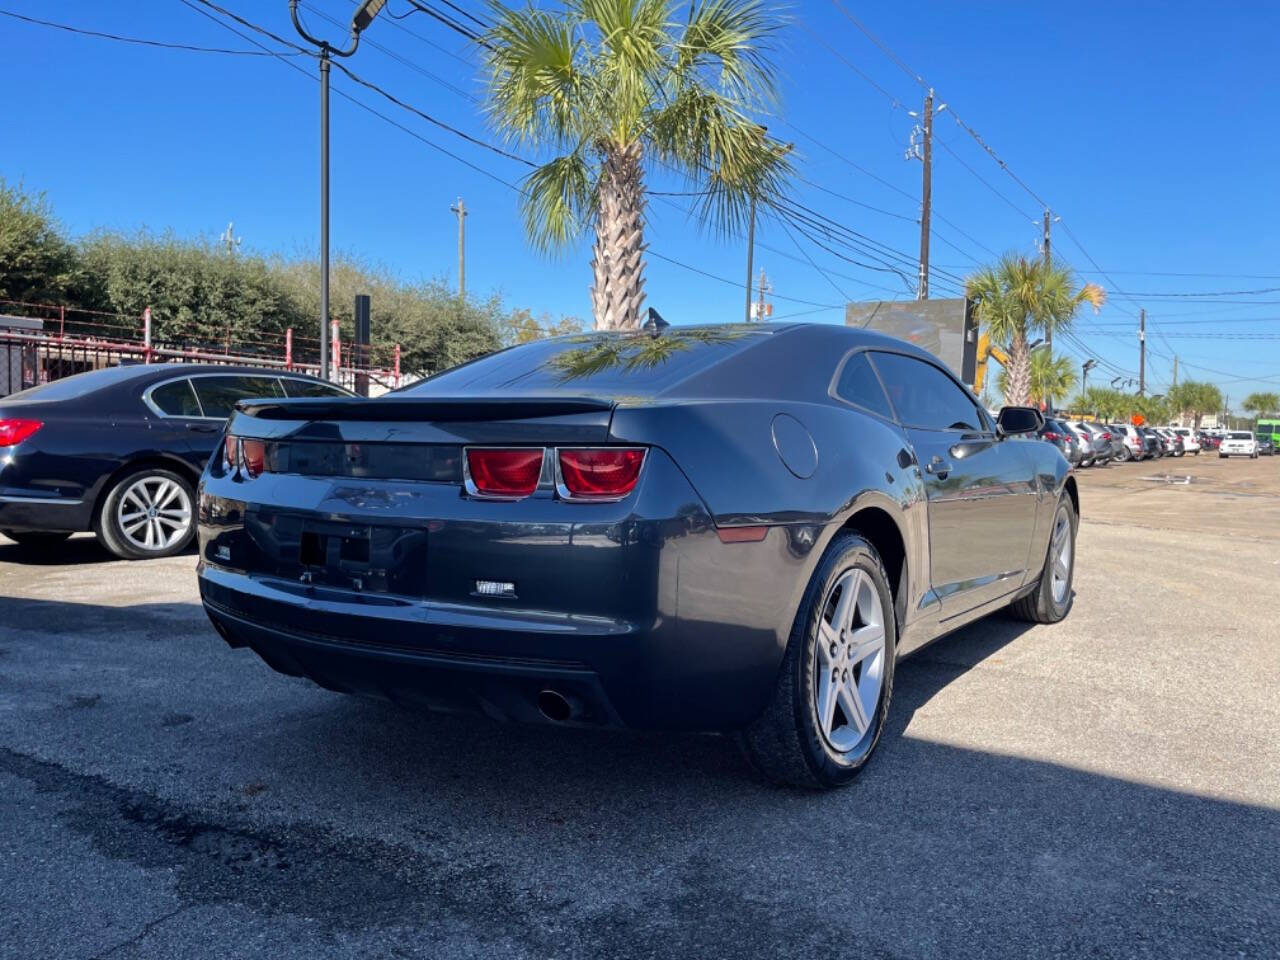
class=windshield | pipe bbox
[1229,432,1252,440]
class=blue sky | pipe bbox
[3,0,1278,402]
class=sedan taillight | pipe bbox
[465,448,544,499]
[557,448,646,500]
[0,418,43,446]
[1043,431,1061,441]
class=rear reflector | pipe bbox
[465,448,544,498]
[0,418,43,447]
[557,448,645,500]
[717,526,769,543]
[224,435,238,472]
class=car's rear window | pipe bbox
[407,328,769,397]
[1229,432,1252,440]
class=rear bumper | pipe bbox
[195,449,815,731]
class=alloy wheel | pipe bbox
[116,476,193,552]
[1050,505,1073,604]
[813,568,886,754]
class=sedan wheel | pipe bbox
[739,532,895,788]
[1011,494,1076,623]
[98,468,196,560]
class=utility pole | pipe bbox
[1138,308,1146,396]
[1172,354,1178,388]
[917,90,933,300]
[220,222,241,256]
[744,195,756,322]
[1040,209,1056,413]
[751,268,772,322]
[450,197,467,300]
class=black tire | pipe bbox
[1010,494,1077,624]
[738,533,897,789]
[1219,453,1226,459]
[96,467,196,560]
[1,530,72,551]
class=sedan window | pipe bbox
[281,378,352,398]
[148,378,202,417]
[192,376,285,419]
[833,352,892,419]
[869,352,983,431]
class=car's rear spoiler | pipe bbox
[235,395,616,422]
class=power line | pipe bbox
[0,6,304,56]
[298,0,479,101]
[178,0,523,190]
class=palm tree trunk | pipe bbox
[590,142,647,330]
[1005,331,1032,406]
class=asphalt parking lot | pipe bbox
[1,453,1277,959]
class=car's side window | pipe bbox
[148,378,202,417]
[280,378,351,398]
[192,376,285,419]
[832,352,893,419]
[868,352,983,432]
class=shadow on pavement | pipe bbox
[0,535,197,566]
[1,593,1274,957]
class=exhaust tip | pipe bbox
[536,689,575,723]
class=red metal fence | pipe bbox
[0,300,402,397]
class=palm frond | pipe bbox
[519,151,596,253]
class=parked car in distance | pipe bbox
[1257,434,1275,457]
[1115,423,1146,461]
[196,323,1080,788]
[1157,427,1185,457]
[1219,431,1259,459]
[1098,425,1126,461]
[1039,418,1080,465]
[0,364,353,558]
[1141,427,1165,458]
[1067,421,1111,466]
[1198,431,1220,451]
[1171,427,1201,455]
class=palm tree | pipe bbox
[965,254,1105,406]
[1243,391,1280,420]
[482,0,792,330]
[1168,380,1225,428]
[998,347,1076,408]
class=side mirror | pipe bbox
[997,406,1043,437]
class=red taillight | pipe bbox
[241,439,266,478]
[0,418,43,446]
[557,448,646,500]
[1044,431,1061,441]
[223,435,265,478]
[465,448,544,499]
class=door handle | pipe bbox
[925,455,951,479]
[185,423,219,433]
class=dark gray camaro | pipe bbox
[197,322,1077,788]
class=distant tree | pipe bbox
[0,179,82,306]
[1071,386,1126,420]
[1242,391,1280,420]
[270,255,504,376]
[482,0,792,329]
[502,308,586,346]
[1168,380,1224,429]
[77,231,308,347]
[966,253,1105,406]
[998,347,1076,407]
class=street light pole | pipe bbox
[290,0,387,381]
